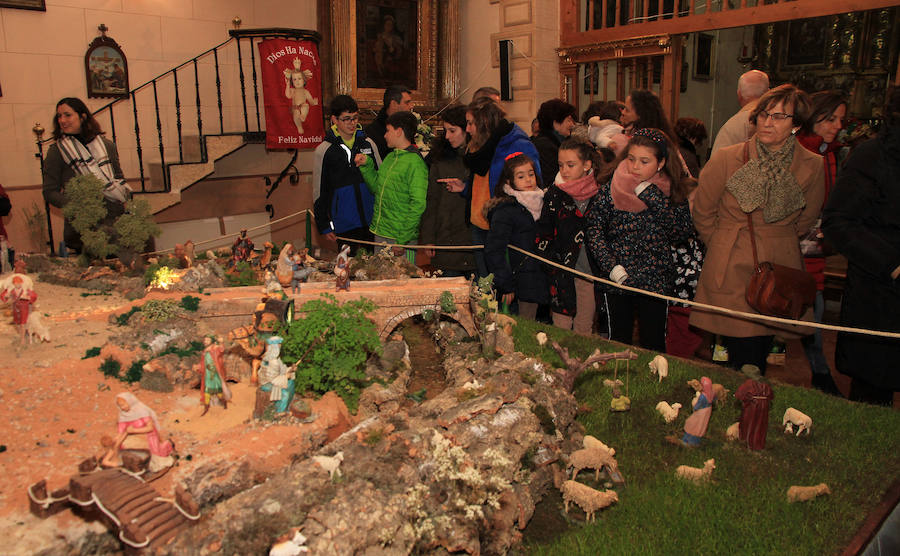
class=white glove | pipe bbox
[610,265,628,284]
[634,181,652,196]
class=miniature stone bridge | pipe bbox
[194,276,477,340]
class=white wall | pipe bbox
[459,0,501,106]
[0,0,317,189]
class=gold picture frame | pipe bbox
[318,0,459,114]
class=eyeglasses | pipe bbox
[337,115,359,123]
[759,110,793,122]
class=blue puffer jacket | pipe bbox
[488,124,543,195]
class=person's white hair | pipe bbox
[737,70,770,101]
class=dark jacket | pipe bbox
[531,131,562,189]
[822,137,900,390]
[536,185,597,315]
[364,108,390,161]
[420,143,476,272]
[484,196,549,304]
[678,136,701,179]
[0,183,10,240]
[42,136,125,251]
[586,181,693,296]
[312,126,380,235]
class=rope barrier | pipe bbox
[143,209,313,257]
[334,234,900,340]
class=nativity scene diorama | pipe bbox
[0,219,883,553]
[4,9,899,552]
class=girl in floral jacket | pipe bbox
[586,128,694,352]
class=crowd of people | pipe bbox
[37,75,898,406]
[307,76,898,406]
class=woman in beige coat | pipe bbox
[690,84,824,372]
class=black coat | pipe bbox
[364,108,390,161]
[484,197,549,304]
[420,143,476,273]
[822,137,900,390]
[536,185,597,315]
[531,132,561,189]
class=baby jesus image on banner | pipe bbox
[258,39,324,150]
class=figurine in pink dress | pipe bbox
[1,273,37,344]
[115,392,173,458]
[682,377,716,446]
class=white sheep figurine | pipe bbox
[725,422,740,441]
[648,354,668,383]
[560,480,618,522]
[269,528,308,556]
[310,451,344,479]
[25,311,51,343]
[568,447,618,481]
[583,435,615,457]
[787,483,831,503]
[675,458,715,482]
[655,401,682,423]
[782,408,812,436]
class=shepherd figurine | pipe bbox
[334,245,351,291]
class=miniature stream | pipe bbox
[397,318,446,404]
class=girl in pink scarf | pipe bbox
[536,139,601,334]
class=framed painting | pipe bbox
[692,33,713,81]
[0,0,45,10]
[356,0,418,89]
[85,34,129,99]
[784,17,828,68]
[319,0,458,114]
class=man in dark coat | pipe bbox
[822,88,900,406]
[364,85,413,161]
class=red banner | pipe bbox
[257,39,324,150]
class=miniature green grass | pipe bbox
[512,319,900,556]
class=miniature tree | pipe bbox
[114,198,160,269]
[279,293,381,411]
[62,175,113,261]
[61,174,160,267]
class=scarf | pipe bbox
[725,137,805,223]
[116,392,162,433]
[502,184,544,221]
[609,163,671,213]
[465,119,514,176]
[57,134,132,204]
[556,172,599,202]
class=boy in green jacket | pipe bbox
[355,111,428,263]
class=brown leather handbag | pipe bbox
[744,213,815,319]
